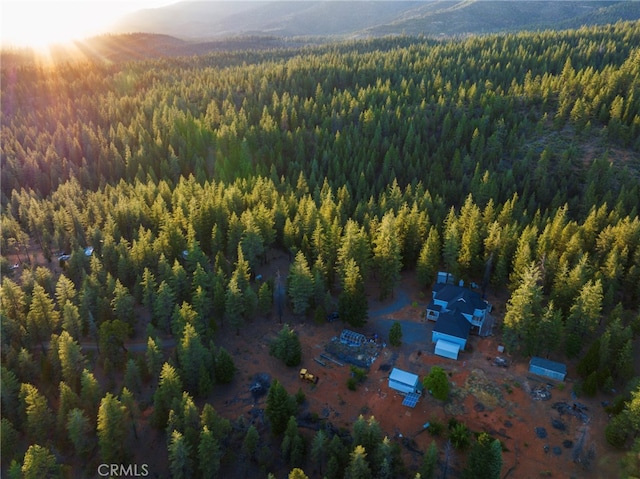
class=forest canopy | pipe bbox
[1,21,639,478]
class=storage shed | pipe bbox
[528,357,567,381]
[388,368,421,395]
[434,339,461,360]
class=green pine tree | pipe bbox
[97,392,128,463]
[266,379,296,436]
[389,321,402,347]
[344,445,372,479]
[373,212,402,300]
[288,251,315,315]
[338,258,368,327]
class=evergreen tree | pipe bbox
[289,469,309,479]
[154,280,176,333]
[537,301,564,357]
[270,323,302,367]
[389,321,402,347]
[55,274,77,308]
[337,219,372,282]
[171,301,199,339]
[152,363,183,429]
[168,430,193,479]
[97,392,128,463]
[266,379,296,436]
[442,207,461,278]
[508,225,537,291]
[123,358,142,394]
[1,278,27,339]
[282,415,306,467]
[420,441,438,479]
[26,284,60,346]
[200,404,231,442]
[311,429,328,475]
[214,347,236,383]
[111,280,135,328]
[57,331,85,391]
[327,433,348,477]
[66,408,91,456]
[462,432,502,479]
[61,302,82,340]
[338,258,368,327]
[1,366,20,424]
[98,319,129,372]
[1,418,18,465]
[145,336,163,379]
[140,268,157,311]
[257,281,273,316]
[288,251,315,315]
[20,383,53,442]
[224,276,245,334]
[198,425,222,479]
[373,212,402,300]
[345,445,372,479]
[177,323,208,393]
[502,263,543,353]
[376,436,394,479]
[616,339,635,383]
[458,195,483,277]
[565,279,603,357]
[352,415,383,473]
[417,227,441,287]
[290,434,306,469]
[56,381,79,437]
[80,369,101,420]
[243,424,260,461]
[21,445,60,479]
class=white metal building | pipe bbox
[388,368,421,395]
[434,339,461,360]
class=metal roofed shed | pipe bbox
[529,357,567,381]
[388,368,421,395]
[434,339,461,360]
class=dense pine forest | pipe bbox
[1,21,640,478]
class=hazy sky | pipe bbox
[1,0,179,47]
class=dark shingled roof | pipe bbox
[435,284,487,313]
[433,311,472,340]
[426,300,442,312]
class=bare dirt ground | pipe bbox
[198,264,627,479]
[5,247,626,478]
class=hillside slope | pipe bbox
[112,0,640,38]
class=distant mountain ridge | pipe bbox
[112,0,640,39]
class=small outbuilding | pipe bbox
[388,368,421,395]
[434,339,461,360]
[528,357,567,381]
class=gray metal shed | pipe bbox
[529,357,567,381]
[388,368,421,395]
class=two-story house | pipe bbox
[427,283,490,359]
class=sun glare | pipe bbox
[1,1,175,51]
[2,2,104,49]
